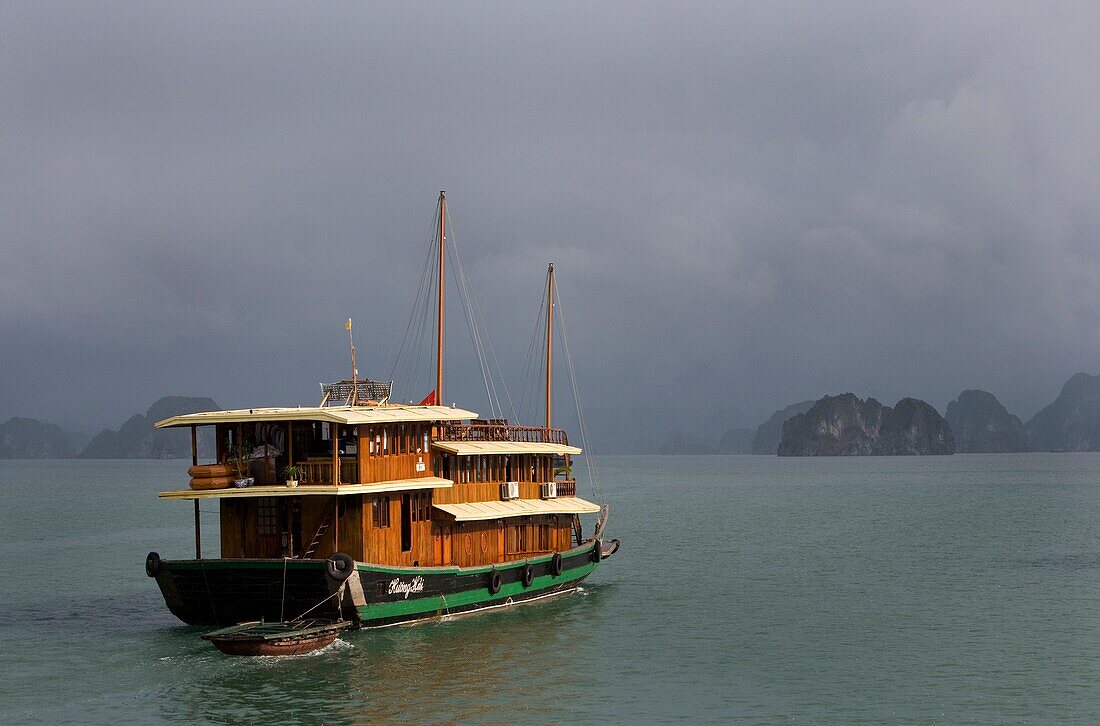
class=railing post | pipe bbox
[194,500,202,559]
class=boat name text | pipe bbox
[387,576,425,599]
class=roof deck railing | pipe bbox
[441,423,569,446]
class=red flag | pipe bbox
[418,391,437,406]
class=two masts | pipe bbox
[147,192,614,628]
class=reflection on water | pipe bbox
[156,586,607,724]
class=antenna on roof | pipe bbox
[346,317,358,405]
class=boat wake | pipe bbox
[249,637,354,663]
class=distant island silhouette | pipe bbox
[691,372,1100,456]
[8,372,1100,458]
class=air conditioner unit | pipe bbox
[501,481,520,500]
[540,481,558,499]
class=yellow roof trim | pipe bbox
[154,405,478,429]
[433,496,600,521]
[157,476,453,500]
[432,441,582,456]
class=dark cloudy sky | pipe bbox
[3,2,1100,450]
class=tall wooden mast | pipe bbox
[436,191,446,405]
[546,262,554,429]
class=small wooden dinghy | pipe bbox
[201,619,351,656]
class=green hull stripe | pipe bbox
[356,560,598,621]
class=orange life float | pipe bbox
[188,464,235,478]
[189,475,236,490]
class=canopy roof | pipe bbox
[432,496,600,521]
[158,476,453,500]
[431,441,582,456]
[155,405,478,429]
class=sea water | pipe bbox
[3,454,1100,723]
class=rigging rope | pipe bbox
[517,268,549,424]
[554,279,604,505]
[386,199,517,416]
[447,216,500,417]
[388,202,443,401]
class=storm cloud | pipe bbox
[3,2,1100,450]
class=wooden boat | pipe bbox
[201,619,351,656]
[146,192,617,629]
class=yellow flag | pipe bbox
[346,318,352,331]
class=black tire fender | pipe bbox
[550,552,564,577]
[145,551,161,578]
[326,552,355,581]
[521,563,534,587]
[592,539,603,562]
[488,570,502,594]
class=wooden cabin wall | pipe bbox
[220,499,245,558]
[358,451,430,483]
[359,424,434,483]
[219,498,281,558]
[450,520,504,567]
[212,447,577,566]
[298,496,365,561]
[501,515,572,562]
[433,481,543,505]
[220,496,365,561]
[361,492,434,567]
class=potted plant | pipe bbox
[282,464,300,488]
[227,440,253,487]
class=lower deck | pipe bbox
[218,493,580,568]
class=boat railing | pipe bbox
[555,479,577,497]
[297,459,359,485]
[440,423,569,445]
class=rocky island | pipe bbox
[778,394,955,456]
[944,390,1027,453]
[0,417,79,459]
[1025,372,1100,451]
[80,396,220,459]
[751,400,815,454]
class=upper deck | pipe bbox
[154,404,478,429]
[155,403,580,500]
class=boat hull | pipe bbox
[209,632,339,656]
[152,543,602,628]
[202,619,350,656]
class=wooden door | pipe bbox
[255,497,282,557]
[432,525,453,566]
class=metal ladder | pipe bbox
[299,515,332,559]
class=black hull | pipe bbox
[151,544,604,628]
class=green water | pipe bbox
[3,454,1100,723]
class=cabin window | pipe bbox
[408,491,432,522]
[372,496,391,528]
[538,523,550,551]
[256,498,278,536]
[422,430,429,452]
